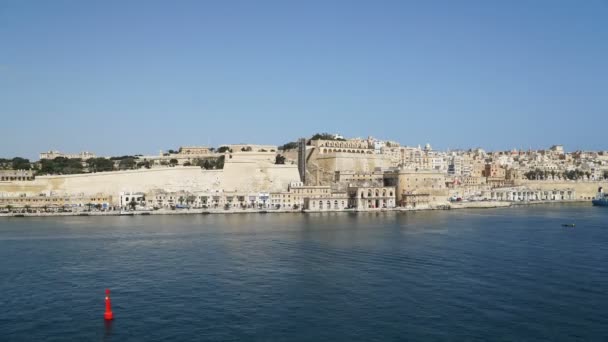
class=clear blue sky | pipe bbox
[1,0,607,159]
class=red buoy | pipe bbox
[104,289,114,320]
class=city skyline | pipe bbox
[1,1,607,159]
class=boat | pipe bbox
[592,187,608,207]
[561,223,575,227]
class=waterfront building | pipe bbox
[303,192,349,211]
[384,169,449,204]
[0,193,112,211]
[347,186,396,210]
[119,192,146,209]
[399,192,431,209]
[483,187,576,202]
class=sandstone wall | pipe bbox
[0,155,300,204]
[307,149,392,185]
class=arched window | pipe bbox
[382,189,386,196]
[375,190,379,197]
[327,200,331,209]
[334,200,338,208]
[368,190,372,197]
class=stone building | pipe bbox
[385,170,449,204]
[347,186,396,210]
[0,170,34,181]
[399,193,431,209]
[177,146,212,155]
[39,150,96,160]
[303,192,349,211]
[483,187,576,202]
[0,193,112,211]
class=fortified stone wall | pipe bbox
[0,154,300,204]
[307,149,392,185]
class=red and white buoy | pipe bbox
[104,289,114,320]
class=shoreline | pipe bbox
[0,200,590,218]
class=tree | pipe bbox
[87,158,114,172]
[216,155,225,169]
[129,199,137,210]
[24,204,31,213]
[167,149,177,154]
[39,157,84,175]
[183,161,192,166]
[275,154,286,164]
[118,158,136,170]
[178,196,185,205]
[186,195,196,207]
[136,160,151,169]
[169,159,179,167]
[12,157,31,170]
[241,146,253,152]
[217,146,231,153]
[310,133,345,141]
[279,142,298,151]
[6,205,13,212]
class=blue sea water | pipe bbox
[0,204,607,341]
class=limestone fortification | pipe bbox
[0,152,300,203]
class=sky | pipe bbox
[1,0,607,159]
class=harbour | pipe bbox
[1,203,607,341]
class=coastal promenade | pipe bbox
[0,200,589,217]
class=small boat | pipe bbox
[592,187,608,207]
[561,223,575,227]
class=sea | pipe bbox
[1,203,607,341]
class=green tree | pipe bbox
[12,157,31,170]
[241,146,253,152]
[87,158,114,172]
[216,155,225,169]
[275,154,286,164]
[129,199,137,210]
[39,157,84,175]
[310,133,345,141]
[186,195,196,206]
[136,160,151,169]
[217,146,232,153]
[169,158,179,166]
[183,161,192,166]
[118,158,136,170]
[279,142,298,150]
